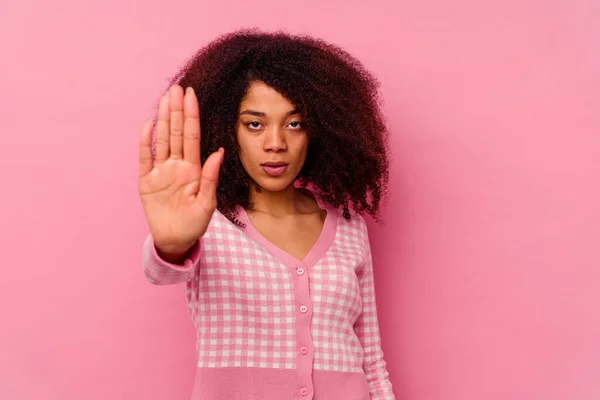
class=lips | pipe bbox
[261,162,289,177]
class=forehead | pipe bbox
[239,81,295,111]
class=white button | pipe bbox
[300,305,308,313]
[296,267,305,275]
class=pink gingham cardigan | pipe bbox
[141,196,395,400]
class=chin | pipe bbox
[253,180,294,193]
[251,174,297,193]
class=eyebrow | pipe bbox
[239,108,300,117]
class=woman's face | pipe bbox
[236,81,308,193]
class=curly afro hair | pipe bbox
[153,28,390,225]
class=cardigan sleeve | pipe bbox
[354,219,395,399]
[141,233,201,285]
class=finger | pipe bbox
[169,85,184,160]
[198,148,224,203]
[155,94,170,163]
[183,87,201,165]
[138,119,154,177]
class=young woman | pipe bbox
[138,29,395,400]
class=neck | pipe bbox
[248,182,304,217]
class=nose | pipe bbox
[263,126,287,152]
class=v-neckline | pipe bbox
[235,195,338,269]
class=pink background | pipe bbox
[1,0,598,399]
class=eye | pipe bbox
[245,121,263,130]
[244,121,303,131]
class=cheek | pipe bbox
[236,127,250,153]
[298,136,310,158]
[236,133,261,169]
[235,130,249,165]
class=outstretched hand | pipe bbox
[138,84,224,254]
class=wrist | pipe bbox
[154,241,195,265]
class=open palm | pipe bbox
[138,85,224,254]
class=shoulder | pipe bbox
[334,206,369,242]
[205,208,244,237]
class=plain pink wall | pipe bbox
[1,0,598,399]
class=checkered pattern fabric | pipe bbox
[142,207,394,399]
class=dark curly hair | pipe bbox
[152,28,390,225]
